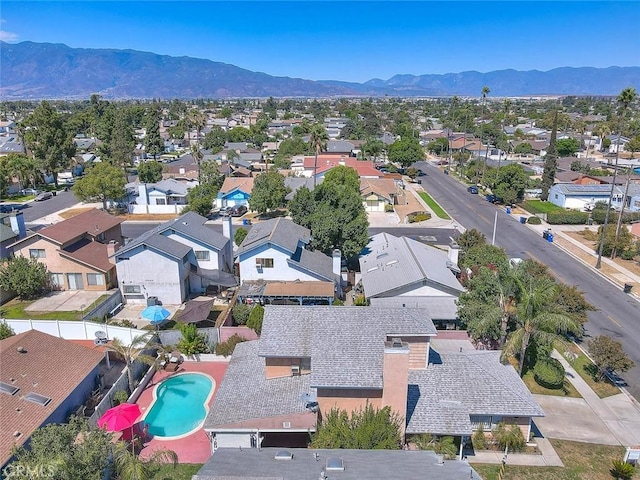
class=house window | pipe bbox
[256,258,274,268]
[87,273,105,286]
[155,198,166,205]
[195,251,210,261]
[50,273,64,288]
[96,232,106,242]
[123,285,141,294]
[29,249,46,258]
[470,415,493,431]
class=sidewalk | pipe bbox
[467,437,563,466]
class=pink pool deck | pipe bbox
[136,361,228,464]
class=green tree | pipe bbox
[234,227,248,246]
[626,136,640,159]
[22,100,76,187]
[556,138,580,157]
[202,125,227,152]
[459,243,509,272]
[232,303,253,325]
[112,441,177,480]
[176,323,209,355]
[105,333,156,393]
[249,171,288,214]
[493,163,528,203]
[0,322,16,340]
[73,162,126,210]
[184,187,214,217]
[276,137,309,157]
[541,110,559,201]
[387,137,424,167]
[0,256,50,299]
[108,107,136,179]
[137,160,163,183]
[309,123,329,187]
[457,228,486,250]
[247,304,264,335]
[288,185,315,229]
[596,224,633,257]
[311,404,402,450]
[144,110,164,160]
[10,417,112,480]
[426,137,449,155]
[226,126,252,143]
[4,152,41,190]
[588,335,635,382]
[514,142,533,155]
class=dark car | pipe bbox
[229,205,247,217]
[467,185,479,194]
[34,192,53,201]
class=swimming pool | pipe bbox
[143,372,214,439]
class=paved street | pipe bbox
[3,189,79,223]
[415,162,640,400]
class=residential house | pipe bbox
[215,177,254,210]
[325,140,355,155]
[358,233,464,327]
[113,212,235,305]
[284,177,317,201]
[235,218,342,304]
[0,330,104,469]
[204,306,543,454]
[606,134,630,154]
[9,209,123,291]
[0,212,26,259]
[193,448,477,480]
[360,178,404,212]
[132,178,195,214]
[299,156,382,180]
[548,184,624,210]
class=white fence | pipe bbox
[129,204,186,215]
[3,319,141,346]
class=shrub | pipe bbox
[176,323,209,355]
[611,459,636,480]
[526,216,542,225]
[215,334,247,357]
[546,211,589,225]
[333,299,344,306]
[472,428,487,450]
[0,322,15,340]
[234,227,248,246]
[232,303,253,325]
[413,434,457,459]
[592,209,640,225]
[408,212,431,223]
[534,358,565,389]
[0,256,50,299]
[247,304,264,335]
[492,423,526,452]
[384,204,395,213]
[113,390,129,406]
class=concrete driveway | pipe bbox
[26,290,110,312]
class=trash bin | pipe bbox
[52,191,57,196]
[547,233,554,243]
[624,283,633,294]
[506,207,511,215]
[520,216,527,224]
[543,230,549,240]
[242,219,251,226]
[147,296,158,306]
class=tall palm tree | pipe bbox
[503,274,582,376]
[112,441,177,480]
[105,333,158,393]
[309,123,328,187]
[188,109,206,181]
[479,86,490,184]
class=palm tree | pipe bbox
[479,86,490,184]
[112,441,177,480]
[105,333,158,393]
[309,123,328,187]
[503,274,582,376]
[188,109,206,181]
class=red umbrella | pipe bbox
[98,403,141,432]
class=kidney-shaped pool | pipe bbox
[143,372,214,439]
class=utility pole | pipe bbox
[612,173,631,259]
[595,134,622,269]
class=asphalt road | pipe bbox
[3,189,80,223]
[414,161,640,400]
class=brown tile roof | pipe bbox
[0,330,104,464]
[220,177,254,195]
[360,178,398,201]
[58,239,115,272]
[38,209,123,245]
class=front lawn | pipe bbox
[562,343,621,398]
[522,370,581,398]
[472,439,627,480]
[522,200,564,214]
[418,192,451,219]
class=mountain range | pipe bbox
[1,41,639,99]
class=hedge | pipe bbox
[591,209,640,225]
[534,358,565,390]
[546,211,589,225]
[527,216,542,225]
[408,212,431,223]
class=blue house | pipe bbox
[215,177,254,210]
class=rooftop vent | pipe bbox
[0,382,19,396]
[282,421,291,429]
[274,450,293,461]
[391,337,403,348]
[326,457,345,472]
[16,346,27,354]
[13,431,21,438]
[25,393,52,407]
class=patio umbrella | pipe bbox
[175,297,215,324]
[97,403,141,432]
[141,305,171,324]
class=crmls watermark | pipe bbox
[2,464,56,479]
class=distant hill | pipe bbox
[1,41,638,99]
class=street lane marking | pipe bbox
[608,315,622,327]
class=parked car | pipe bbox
[0,204,14,213]
[467,185,479,194]
[229,205,248,217]
[218,207,231,217]
[34,192,53,201]
[19,188,40,196]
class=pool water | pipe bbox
[144,373,213,438]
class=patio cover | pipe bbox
[192,265,237,287]
[176,297,216,323]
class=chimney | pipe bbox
[332,249,341,277]
[179,167,186,175]
[9,212,27,239]
[107,241,119,264]
[382,338,409,441]
[223,215,233,241]
[447,240,460,266]
[137,184,148,205]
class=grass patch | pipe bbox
[151,464,202,480]
[522,200,564,214]
[0,294,110,321]
[522,370,581,398]
[472,439,626,480]
[58,207,98,219]
[562,344,620,398]
[6,194,35,202]
[418,191,450,219]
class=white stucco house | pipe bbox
[112,212,235,305]
[131,178,197,215]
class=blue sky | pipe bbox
[1,1,639,82]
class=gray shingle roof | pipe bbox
[359,233,464,298]
[193,448,478,480]
[204,341,315,429]
[236,218,311,256]
[406,350,544,435]
[258,306,437,389]
[369,296,459,321]
[287,248,336,282]
[550,184,624,196]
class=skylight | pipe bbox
[0,382,19,396]
[326,457,345,471]
[24,393,52,407]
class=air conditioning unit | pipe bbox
[291,365,300,376]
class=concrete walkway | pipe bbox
[467,437,563,466]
